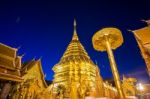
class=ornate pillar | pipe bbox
[0,82,11,99]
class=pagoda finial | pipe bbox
[74,19,77,33]
[72,19,79,40]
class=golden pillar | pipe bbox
[92,27,125,99]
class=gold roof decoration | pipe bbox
[133,26,150,54]
[131,21,150,75]
[141,19,150,26]
[0,43,17,58]
[0,43,22,82]
[92,28,123,51]
[21,59,48,87]
[133,26,150,45]
[92,27,125,99]
[58,19,94,65]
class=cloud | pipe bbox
[16,17,21,23]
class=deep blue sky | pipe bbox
[0,0,150,83]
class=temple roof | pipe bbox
[58,20,94,65]
[132,25,150,75]
[22,59,48,87]
[0,43,22,82]
[133,26,150,45]
[134,26,150,55]
[0,43,17,58]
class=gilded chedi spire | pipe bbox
[72,19,78,40]
[59,19,93,64]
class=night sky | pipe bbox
[0,0,150,83]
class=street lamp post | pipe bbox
[92,27,125,99]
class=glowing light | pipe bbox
[137,83,144,91]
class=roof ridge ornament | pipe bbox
[141,19,150,26]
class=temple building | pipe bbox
[0,43,22,99]
[132,20,150,76]
[131,20,150,96]
[10,59,47,99]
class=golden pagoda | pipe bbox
[52,20,97,98]
[52,20,119,99]
[95,65,105,97]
